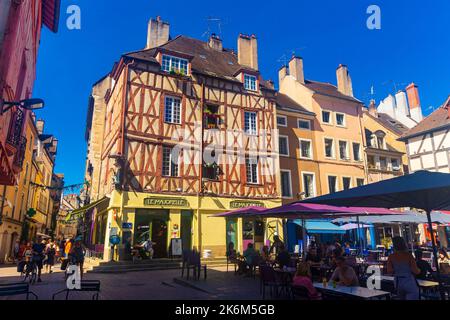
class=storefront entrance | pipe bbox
[135,209,169,258]
[242,218,265,251]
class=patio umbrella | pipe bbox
[209,206,267,218]
[246,203,399,256]
[302,170,450,300]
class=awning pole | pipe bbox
[302,218,307,259]
[426,210,445,300]
[356,215,362,256]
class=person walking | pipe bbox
[45,241,56,273]
[387,237,421,300]
[13,240,20,263]
[31,237,46,282]
[70,237,86,280]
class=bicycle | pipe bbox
[19,260,38,284]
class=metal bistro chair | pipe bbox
[0,282,38,300]
[52,280,101,300]
[259,264,283,300]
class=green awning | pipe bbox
[65,197,110,222]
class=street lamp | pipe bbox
[0,98,45,115]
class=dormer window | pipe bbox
[244,74,257,91]
[161,54,189,75]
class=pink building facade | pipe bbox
[0,0,60,185]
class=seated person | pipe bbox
[226,242,237,261]
[438,249,450,275]
[276,244,290,269]
[415,250,433,280]
[260,246,271,262]
[292,262,322,300]
[330,256,360,287]
[305,247,321,264]
[239,243,259,274]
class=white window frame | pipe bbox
[280,170,293,199]
[162,146,179,177]
[301,172,316,199]
[321,110,333,125]
[246,157,259,184]
[327,175,338,194]
[164,96,182,124]
[335,112,346,127]
[338,140,350,160]
[277,115,287,127]
[324,137,335,159]
[352,142,362,162]
[244,111,258,135]
[342,176,352,190]
[244,74,258,91]
[298,119,311,130]
[299,139,313,160]
[161,54,189,75]
[278,135,290,157]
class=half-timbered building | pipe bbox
[84,17,282,260]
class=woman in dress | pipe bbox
[387,237,421,300]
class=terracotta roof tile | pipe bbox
[401,96,450,140]
[124,36,269,86]
[304,80,361,103]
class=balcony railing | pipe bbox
[6,107,25,154]
[12,136,27,170]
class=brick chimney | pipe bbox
[237,34,258,70]
[368,99,378,117]
[36,119,45,135]
[208,33,223,51]
[406,83,423,122]
[146,16,170,49]
[289,56,304,84]
[336,64,353,97]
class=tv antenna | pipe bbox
[276,47,307,66]
[382,80,407,93]
[202,17,225,39]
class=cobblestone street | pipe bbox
[0,265,261,300]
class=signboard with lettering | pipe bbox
[230,201,265,209]
[144,197,189,207]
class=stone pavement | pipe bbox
[0,264,262,300]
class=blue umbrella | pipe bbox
[302,170,450,300]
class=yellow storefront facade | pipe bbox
[96,191,282,261]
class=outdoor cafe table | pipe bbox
[313,282,391,300]
[380,276,439,290]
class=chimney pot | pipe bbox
[146,16,170,49]
[278,65,288,85]
[238,34,258,70]
[336,64,353,97]
[368,99,378,117]
[288,56,305,84]
[208,33,223,51]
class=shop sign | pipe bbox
[230,201,265,209]
[144,197,189,207]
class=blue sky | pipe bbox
[33,0,450,185]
